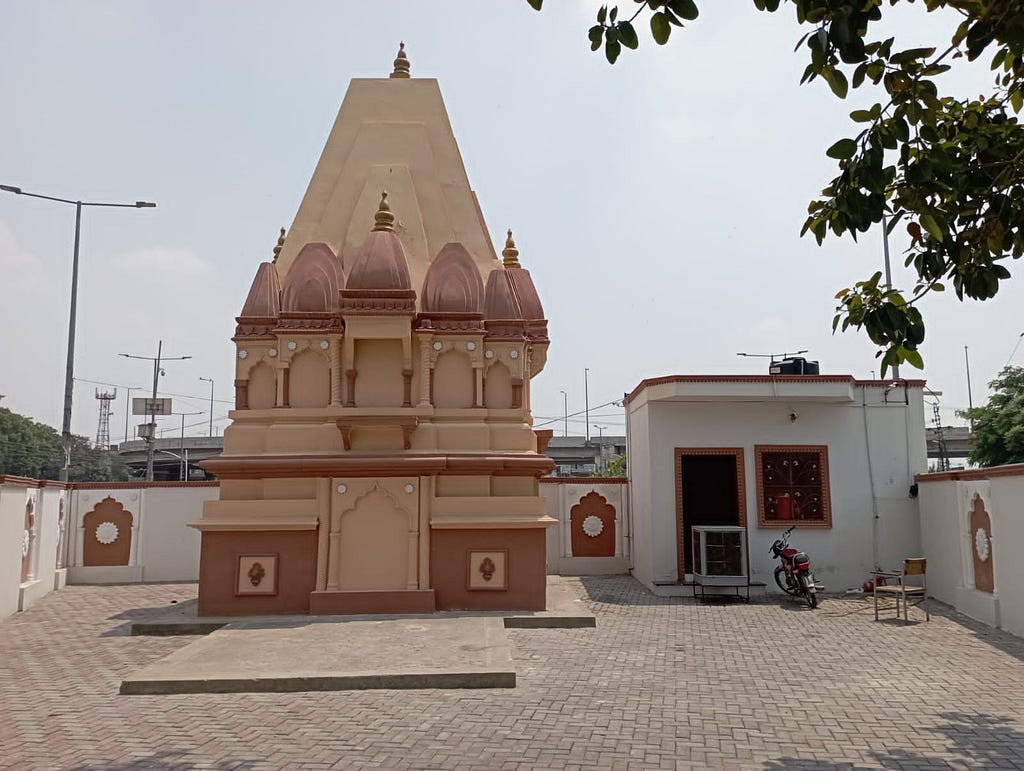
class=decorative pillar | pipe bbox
[402,369,414,408]
[234,379,249,410]
[417,338,432,407]
[282,368,291,408]
[344,369,357,407]
[474,365,484,408]
[330,339,342,406]
[511,377,524,409]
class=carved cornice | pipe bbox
[415,312,486,333]
[200,452,555,479]
[273,312,342,332]
[233,316,278,340]
[484,319,527,341]
[340,289,417,315]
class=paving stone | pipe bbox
[2,579,1024,769]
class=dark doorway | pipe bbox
[678,453,741,575]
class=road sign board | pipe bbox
[133,397,172,416]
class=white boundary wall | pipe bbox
[918,465,1024,637]
[0,479,216,620]
[541,478,630,575]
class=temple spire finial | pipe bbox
[373,191,396,232]
[272,226,286,263]
[502,229,521,268]
[390,42,410,79]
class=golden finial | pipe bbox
[502,229,521,268]
[372,191,396,232]
[272,226,285,262]
[390,42,410,79]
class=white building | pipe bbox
[624,374,928,593]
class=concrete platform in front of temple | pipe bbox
[121,615,517,694]
[128,576,596,636]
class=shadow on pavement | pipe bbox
[68,749,260,770]
[764,711,1024,770]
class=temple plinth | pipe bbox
[193,47,554,615]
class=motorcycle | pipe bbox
[769,526,820,608]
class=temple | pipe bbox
[193,45,554,615]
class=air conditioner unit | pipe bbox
[692,525,749,600]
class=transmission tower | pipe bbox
[931,401,950,472]
[95,389,117,450]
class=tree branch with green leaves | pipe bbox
[527,0,1024,376]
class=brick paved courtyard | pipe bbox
[2,577,1023,770]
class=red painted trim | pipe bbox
[624,374,927,405]
[539,477,628,484]
[916,463,1024,483]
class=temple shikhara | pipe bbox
[193,45,554,615]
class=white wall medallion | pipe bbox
[268,348,278,358]
[320,340,329,350]
[287,341,297,351]
[433,341,443,351]
[582,515,604,538]
[336,484,347,494]
[484,350,494,359]
[95,521,120,545]
[238,350,248,360]
[975,528,991,562]
[509,350,519,359]
[404,483,415,494]
[466,342,477,351]
[22,530,31,558]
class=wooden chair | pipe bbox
[873,558,929,622]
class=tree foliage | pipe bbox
[527,0,1024,376]
[959,365,1024,466]
[0,407,132,482]
[592,453,627,477]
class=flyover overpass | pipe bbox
[115,437,223,481]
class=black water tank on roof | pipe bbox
[769,357,821,375]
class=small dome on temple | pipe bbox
[390,42,410,79]
[483,267,523,320]
[281,242,345,312]
[239,262,281,318]
[347,192,413,291]
[421,242,484,314]
[507,269,544,321]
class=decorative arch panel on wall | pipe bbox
[21,495,36,583]
[484,360,513,409]
[433,350,474,409]
[569,490,617,557]
[969,492,995,593]
[248,363,277,410]
[353,339,404,408]
[288,349,331,408]
[82,496,133,567]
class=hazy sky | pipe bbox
[2,0,1022,444]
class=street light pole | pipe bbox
[199,377,214,437]
[965,345,975,431]
[174,411,202,480]
[123,387,138,443]
[120,341,191,481]
[881,212,900,380]
[584,368,591,443]
[1,184,155,480]
[559,390,568,437]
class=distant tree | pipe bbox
[959,366,1024,466]
[592,454,627,477]
[0,407,132,482]
[527,0,1024,376]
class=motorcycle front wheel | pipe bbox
[799,574,818,609]
[774,565,800,596]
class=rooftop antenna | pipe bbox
[736,350,808,363]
